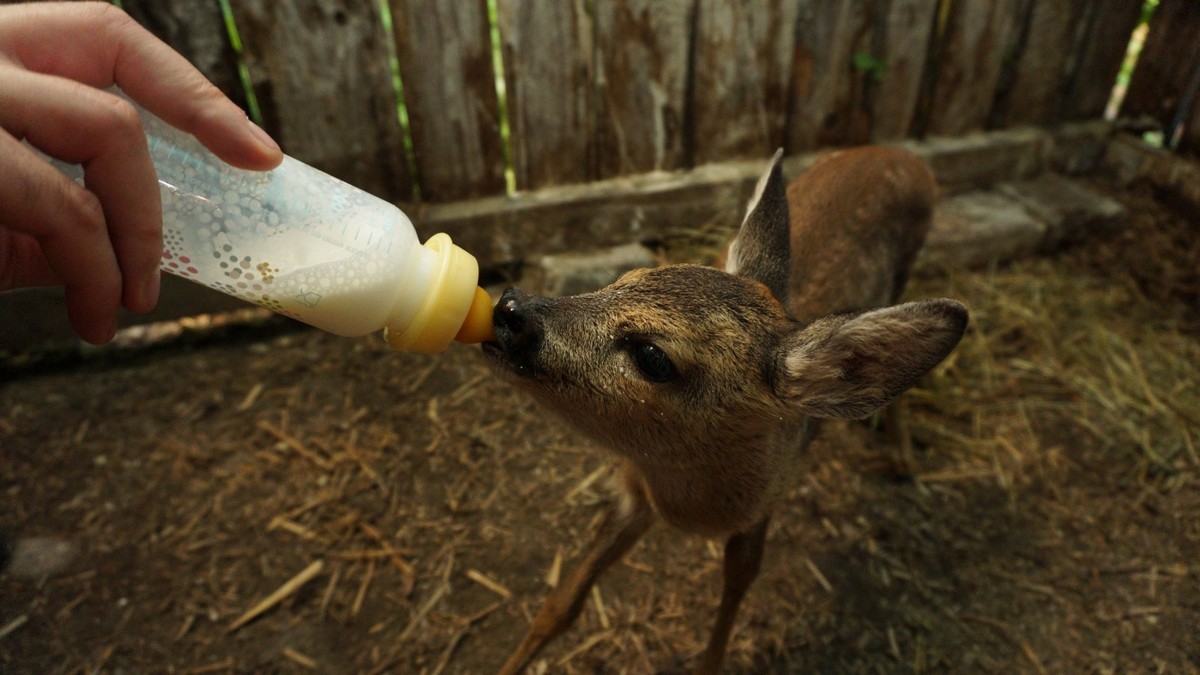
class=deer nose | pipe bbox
[494,287,544,355]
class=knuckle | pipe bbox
[92,95,143,139]
[180,80,232,132]
[61,185,107,235]
[90,2,136,33]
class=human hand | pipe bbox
[0,2,283,344]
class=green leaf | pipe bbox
[852,52,887,83]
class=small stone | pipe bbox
[3,536,79,580]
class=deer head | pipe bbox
[482,150,967,534]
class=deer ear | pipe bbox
[776,299,968,419]
[725,148,790,302]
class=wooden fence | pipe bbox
[114,0,1155,203]
[6,0,1195,205]
[3,0,1198,351]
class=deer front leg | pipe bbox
[499,486,654,675]
[695,517,770,675]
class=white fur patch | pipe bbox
[742,148,784,224]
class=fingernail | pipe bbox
[101,315,118,345]
[140,268,161,311]
[247,118,281,154]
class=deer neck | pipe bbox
[621,417,812,536]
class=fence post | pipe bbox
[388,0,507,202]
[227,0,413,202]
[690,0,799,163]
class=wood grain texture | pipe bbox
[388,0,506,202]
[496,0,594,190]
[122,0,246,111]
[228,0,412,201]
[997,0,1090,127]
[925,0,1022,136]
[870,0,939,141]
[691,0,800,163]
[1062,0,1143,121]
[787,0,872,151]
[786,0,939,147]
[593,0,693,177]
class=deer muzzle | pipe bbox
[482,287,547,378]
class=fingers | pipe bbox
[0,130,122,345]
[0,2,283,343]
[0,2,282,171]
[0,70,163,315]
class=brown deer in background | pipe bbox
[483,146,968,674]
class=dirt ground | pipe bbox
[2,177,1198,674]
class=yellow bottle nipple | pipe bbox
[455,286,496,344]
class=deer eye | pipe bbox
[627,341,677,384]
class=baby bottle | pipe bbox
[52,91,494,354]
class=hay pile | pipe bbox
[906,179,1198,492]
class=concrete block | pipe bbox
[1102,134,1200,217]
[1102,133,1153,186]
[1046,121,1114,175]
[1165,156,1200,217]
[921,191,1047,269]
[998,175,1128,250]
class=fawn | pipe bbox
[483,146,968,673]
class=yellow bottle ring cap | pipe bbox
[383,233,478,354]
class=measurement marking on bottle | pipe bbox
[295,290,322,309]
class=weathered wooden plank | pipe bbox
[1062,0,1143,121]
[227,1,412,201]
[870,0,939,141]
[415,123,1101,269]
[387,0,506,202]
[496,0,594,190]
[787,0,873,151]
[997,0,1090,127]
[416,159,762,272]
[691,0,800,163]
[593,0,693,177]
[121,0,246,111]
[0,278,251,353]
[925,0,1022,136]
[1120,0,1200,129]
